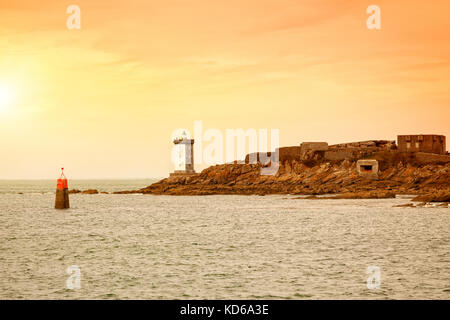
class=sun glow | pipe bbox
[0,84,15,113]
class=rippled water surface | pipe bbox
[0,181,449,299]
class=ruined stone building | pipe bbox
[243,134,448,180]
[397,135,446,155]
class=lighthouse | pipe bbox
[171,131,196,176]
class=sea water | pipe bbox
[0,180,449,299]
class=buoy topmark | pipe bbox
[55,168,70,209]
[56,167,68,190]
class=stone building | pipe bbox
[243,136,448,166]
[323,140,395,162]
[328,140,396,150]
[300,142,328,155]
[397,135,446,155]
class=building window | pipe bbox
[406,142,411,149]
[415,142,420,148]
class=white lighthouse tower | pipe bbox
[171,131,196,176]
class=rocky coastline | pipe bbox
[112,149,450,203]
[138,161,449,197]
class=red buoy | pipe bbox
[55,168,70,209]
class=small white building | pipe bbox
[171,132,196,176]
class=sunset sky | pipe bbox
[0,0,449,179]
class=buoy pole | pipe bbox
[55,168,70,209]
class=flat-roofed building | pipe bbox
[397,135,446,154]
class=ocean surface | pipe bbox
[0,180,449,300]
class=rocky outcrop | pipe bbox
[393,203,416,208]
[135,157,450,196]
[69,189,109,194]
[393,202,448,208]
[412,191,450,203]
[112,190,141,194]
[299,191,396,199]
[81,189,99,194]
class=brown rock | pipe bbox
[81,189,99,194]
[393,203,415,208]
[114,159,450,196]
[112,190,141,194]
[416,202,427,207]
[412,191,450,203]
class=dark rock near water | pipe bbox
[393,203,416,208]
[81,189,99,194]
[112,190,140,194]
[412,191,450,203]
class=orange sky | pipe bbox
[0,0,449,179]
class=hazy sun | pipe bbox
[0,84,15,112]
